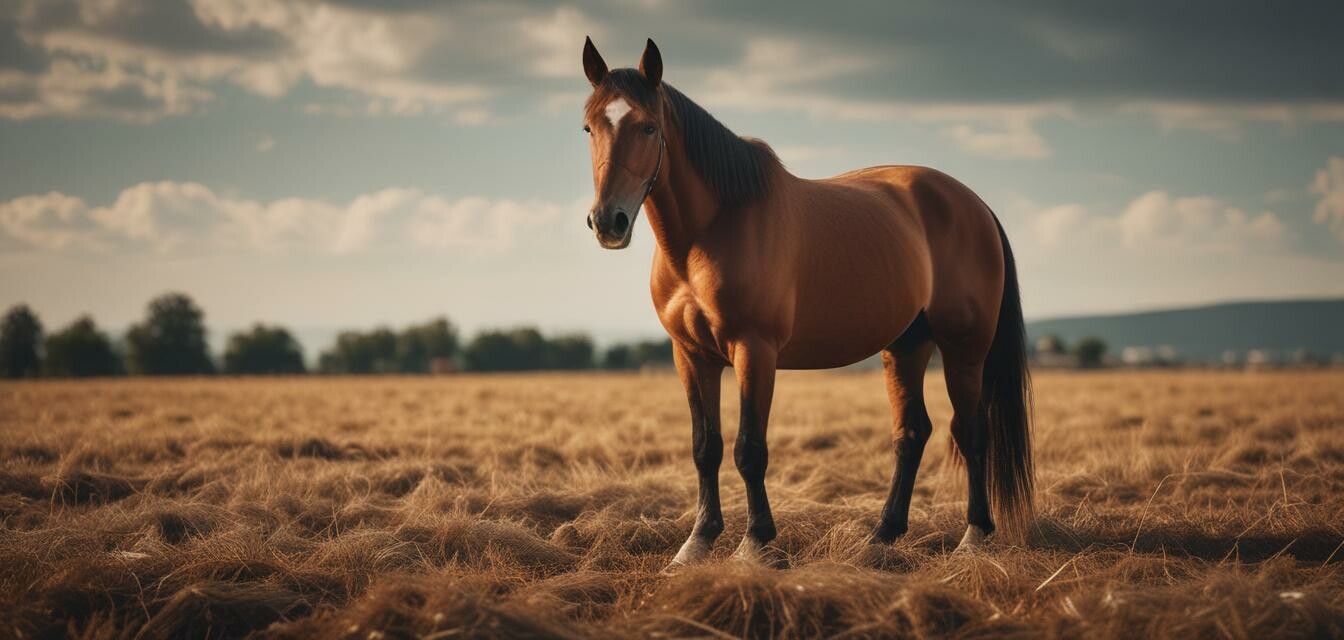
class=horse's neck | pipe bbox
[642,138,718,269]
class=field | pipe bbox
[2,370,1343,639]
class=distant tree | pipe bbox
[44,316,123,377]
[125,293,215,375]
[603,343,633,369]
[223,324,306,374]
[602,338,674,370]
[396,317,459,373]
[463,327,550,371]
[630,339,674,367]
[318,328,397,374]
[546,334,595,370]
[0,305,43,378]
[1075,336,1108,369]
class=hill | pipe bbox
[1026,298,1344,363]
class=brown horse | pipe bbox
[579,38,1033,568]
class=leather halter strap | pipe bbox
[639,132,665,204]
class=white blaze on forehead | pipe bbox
[604,98,632,130]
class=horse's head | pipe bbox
[580,37,665,250]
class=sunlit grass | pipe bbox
[1,370,1342,637]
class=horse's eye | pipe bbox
[643,125,656,136]
[582,125,591,134]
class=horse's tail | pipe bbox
[983,216,1034,540]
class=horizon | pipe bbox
[3,1,1344,341]
[13,293,1340,364]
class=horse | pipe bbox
[578,37,1033,569]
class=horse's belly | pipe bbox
[779,255,930,369]
[777,305,920,369]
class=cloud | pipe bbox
[1311,156,1344,244]
[941,119,1051,159]
[1018,190,1287,254]
[689,37,1072,159]
[6,0,1343,136]
[2,0,589,121]
[0,181,568,254]
[1119,101,1344,137]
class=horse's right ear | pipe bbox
[583,36,607,87]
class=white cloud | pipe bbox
[1030,204,1089,247]
[0,181,568,254]
[0,191,105,250]
[1017,190,1288,254]
[519,6,604,79]
[1000,190,1331,319]
[1310,156,1344,244]
[1119,101,1344,137]
[941,119,1051,159]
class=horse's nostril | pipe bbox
[586,213,594,230]
[613,211,629,234]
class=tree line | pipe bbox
[0,293,673,378]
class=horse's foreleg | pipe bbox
[872,340,935,543]
[666,346,725,571]
[730,340,783,567]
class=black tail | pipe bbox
[983,217,1034,539]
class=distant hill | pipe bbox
[1026,299,1344,362]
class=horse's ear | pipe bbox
[640,38,662,89]
[583,36,607,87]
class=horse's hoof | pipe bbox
[666,535,713,571]
[732,537,789,569]
[953,525,989,553]
[660,559,688,575]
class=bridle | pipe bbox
[587,124,665,232]
[639,130,665,204]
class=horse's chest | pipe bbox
[653,285,729,361]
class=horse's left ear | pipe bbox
[640,38,662,89]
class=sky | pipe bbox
[2,0,1343,352]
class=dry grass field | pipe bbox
[2,370,1343,639]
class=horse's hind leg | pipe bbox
[872,314,935,543]
[942,355,995,551]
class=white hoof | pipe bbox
[665,536,713,572]
[953,525,988,553]
[733,536,763,561]
[732,537,787,568]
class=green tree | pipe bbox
[546,334,594,370]
[603,343,633,369]
[396,317,459,373]
[1075,336,1108,369]
[223,324,306,374]
[125,293,215,375]
[318,328,397,374]
[0,305,43,378]
[463,327,550,372]
[44,316,123,377]
[602,338,674,370]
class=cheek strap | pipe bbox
[640,133,665,203]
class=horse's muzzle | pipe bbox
[588,205,635,249]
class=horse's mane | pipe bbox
[586,69,780,209]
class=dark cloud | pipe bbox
[0,18,46,72]
[680,0,1344,102]
[19,0,288,57]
